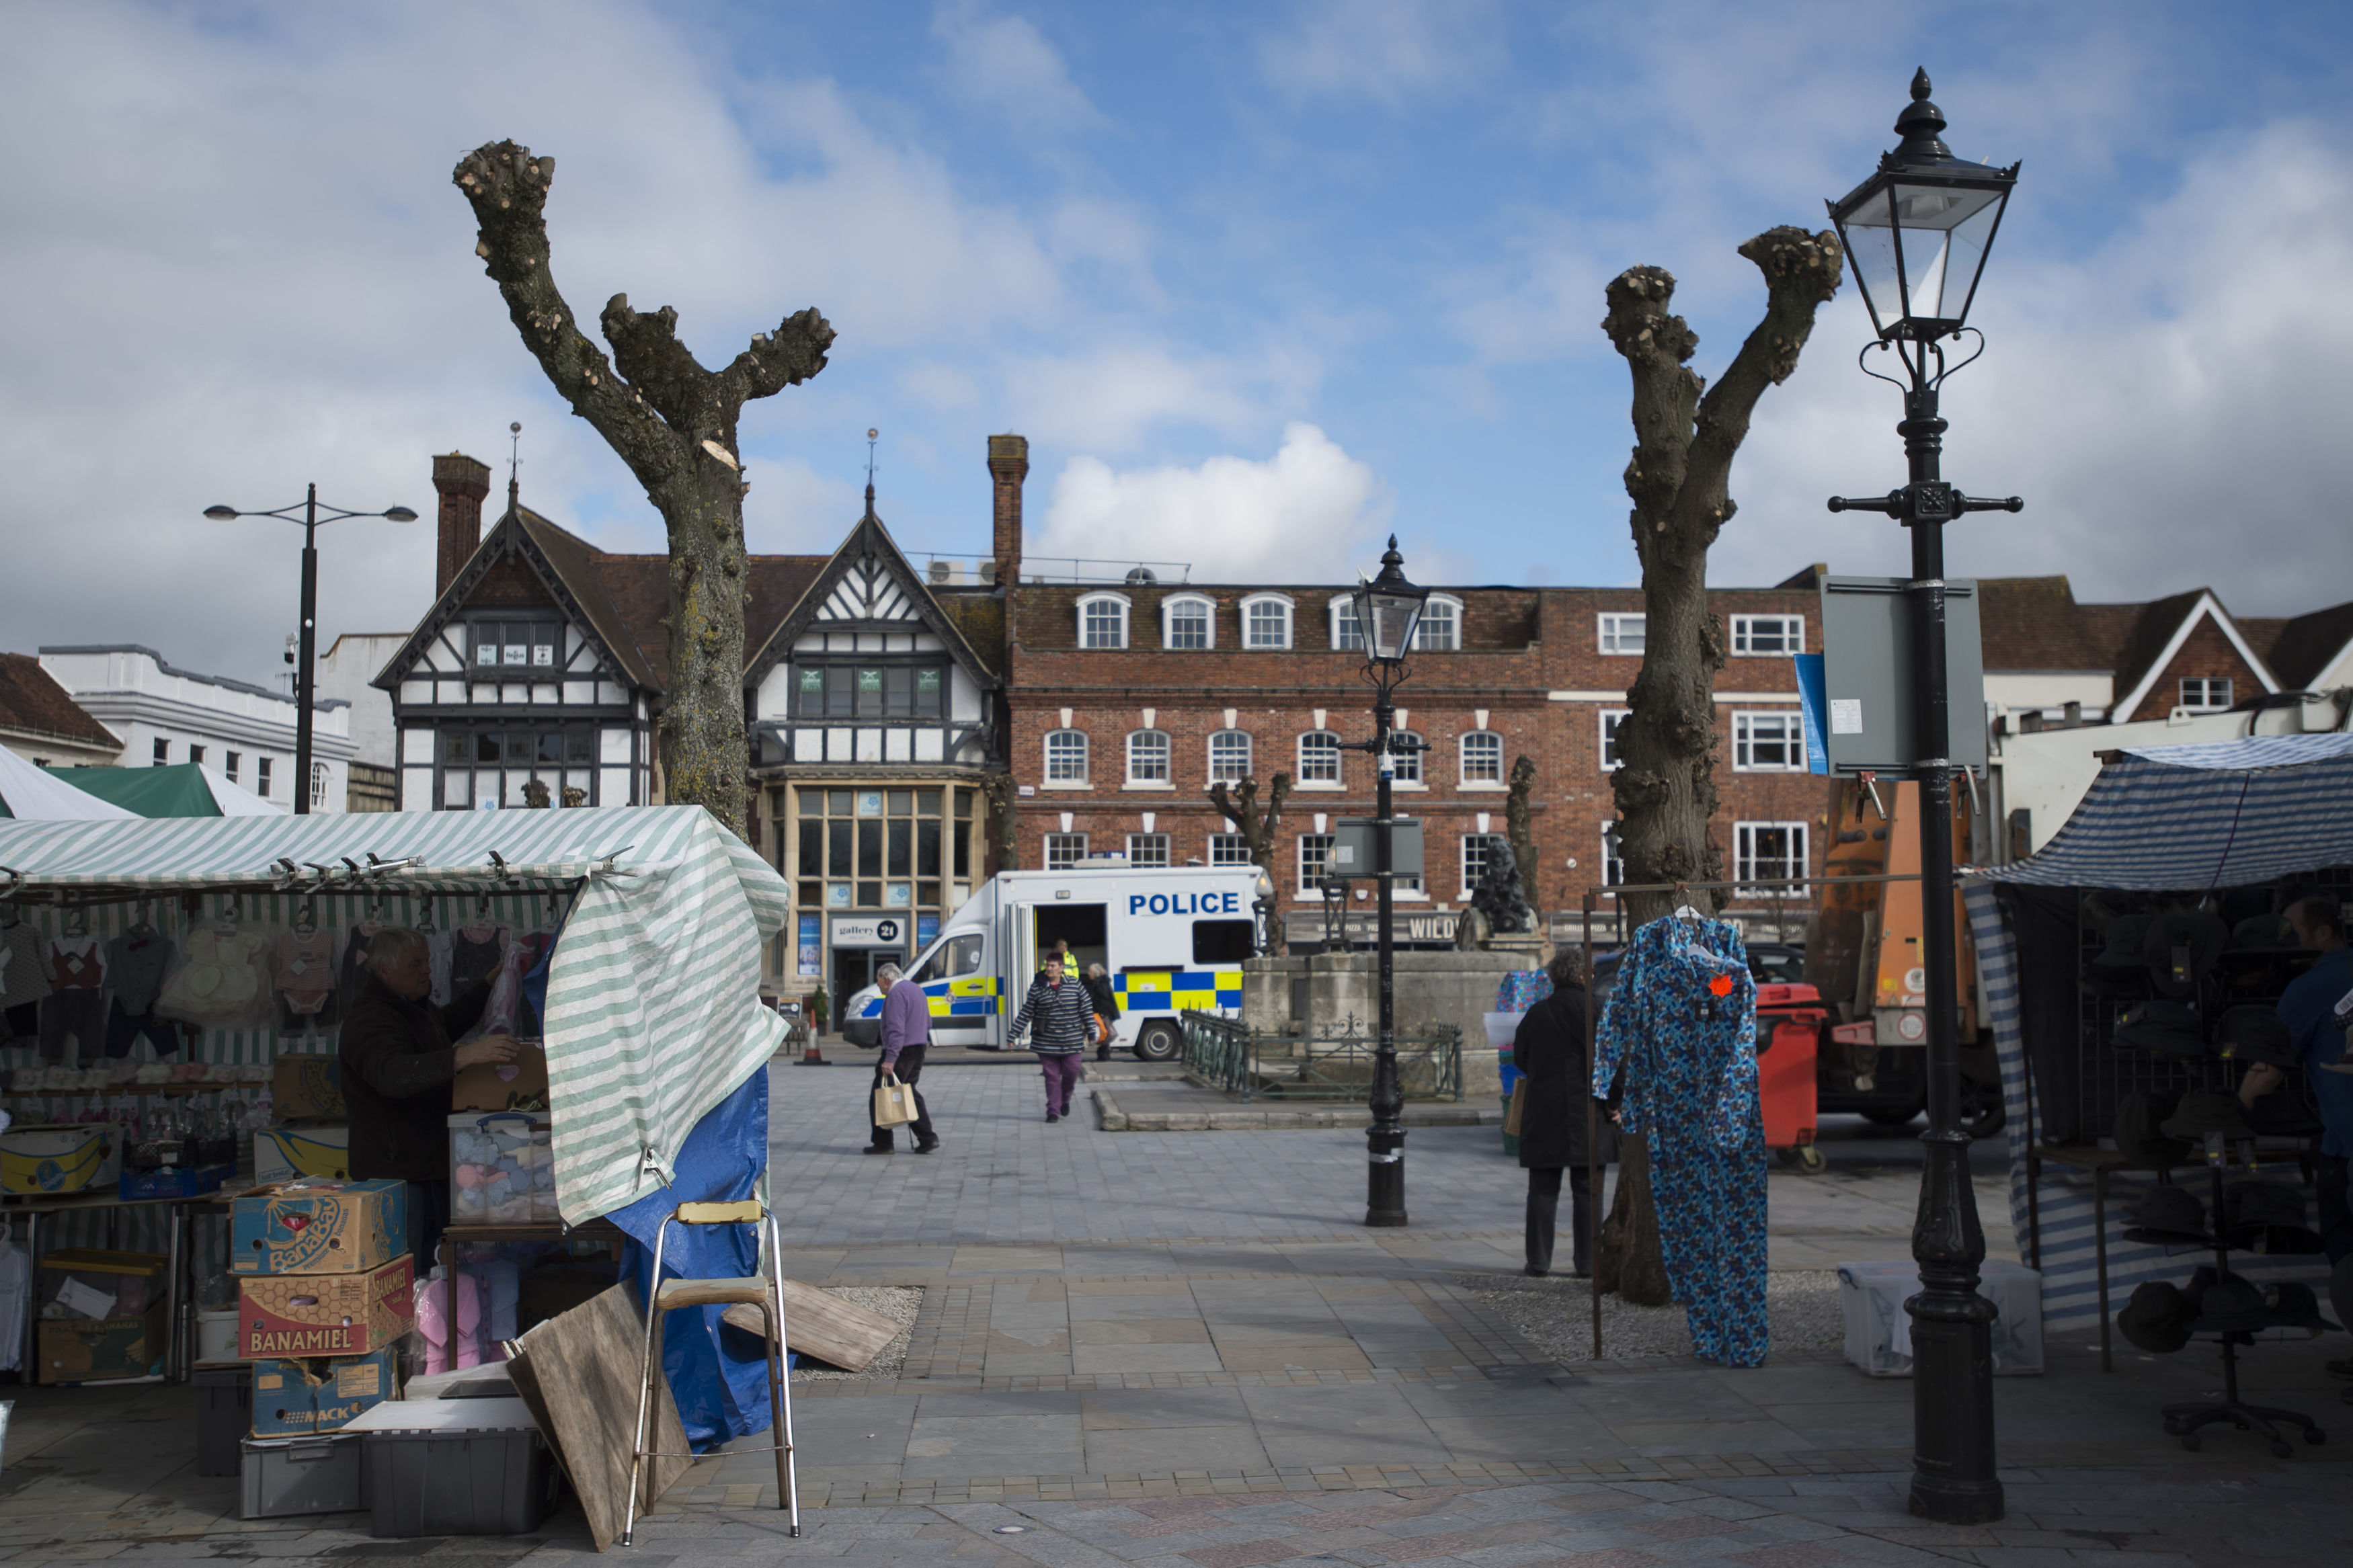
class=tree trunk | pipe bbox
[1591,226,1843,1298]
[453,141,833,839]
[1205,780,1299,950]
[1595,1137,1672,1305]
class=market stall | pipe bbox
[1,805,789,1401]
[1964,734,2353,1346]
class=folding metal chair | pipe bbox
[621,1198,797,1544]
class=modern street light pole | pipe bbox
[1823,71,2022,1526]
[1347,538,1429,1229]
[204,486,416,812]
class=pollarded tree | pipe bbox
[1206,774,1293,889]
[453,141,834,838]
[1592,227,1844,1304]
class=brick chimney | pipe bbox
[432,452,492,596]
[988,434,1027,587]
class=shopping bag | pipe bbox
[873,1079,918,1127]
[1503,1079,1527,1137]
[1093,1014,1112,1046]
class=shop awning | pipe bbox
[1970,732,2353,891]
[0,745,139,820]
[39,761,282,818]
[0,804,789,1223]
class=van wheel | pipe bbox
[1133,1022,1181,1062]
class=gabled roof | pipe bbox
[2107,589,2279,720]
[2259,599,2353,690]
[746,488,1000,690]
[373,503,824,696]
[0,653,118,750]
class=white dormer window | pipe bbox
[1329,595,1364,651]
[1078,592,1130,649]
[1242,593,1293,650]
[1413,595,1461,651]
[2179,677,2233,712]
[1162,594,1215,650]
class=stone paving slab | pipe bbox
[1093,1086,1500,1132]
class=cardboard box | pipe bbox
[38,1303,169,1383]
[239,1254,416,1358]
[232,1179,408,1275]
[1,1122,124,1194]
[270,1053,346,1120]
[451,1038,549,1112]
[250,1347,399,1436]
[254,1124,350,1184]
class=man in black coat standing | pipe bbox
[1511,948,1617,1278]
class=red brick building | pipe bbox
[986,437,1830,946]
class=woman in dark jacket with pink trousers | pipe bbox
[1512,948,1618,1277]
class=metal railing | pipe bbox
[1179,1013,1463,1103]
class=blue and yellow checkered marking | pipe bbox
[1113,970,1244,1012]
[858,974,1001,1020]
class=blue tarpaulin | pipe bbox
[605,1067,773,1451]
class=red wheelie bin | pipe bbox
[1755,982,1827,1173]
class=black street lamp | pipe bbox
[1824,70,2022,1526]
[204,486,417,813]
[1345,537,1429,1228]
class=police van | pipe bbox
[840,863,1267,1060]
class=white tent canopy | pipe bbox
[196,763,284,816]
[0,745,138,820]
[0,804,787,1222]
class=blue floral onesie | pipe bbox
[1593,913,1769,1366]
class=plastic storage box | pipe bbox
[240,1434,369,1518]
[448,1112,557,1225]
[194,1366,251,1478]
[1837,1259,2044,1376]
[346,1396,557,1536]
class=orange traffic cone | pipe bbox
[795,1025,828,1066]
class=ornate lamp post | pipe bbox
[204,487,416,813]
[1346,538,1429,1227]
[1823,70,2021,1526]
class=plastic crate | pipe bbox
[194,1366,251,1479]
[240,1434,368,1518]
[348,1397,557,1536]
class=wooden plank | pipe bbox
[513,1284,690,1553]
[721,1278,901,1372]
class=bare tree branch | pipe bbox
[452,143,677,488]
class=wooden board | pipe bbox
[512,1284,691,1553]
[720,1277,902,1372]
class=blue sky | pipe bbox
[4,1,2350,685]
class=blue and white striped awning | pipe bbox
[1974,732,2353,891]
[0,806,787,1223]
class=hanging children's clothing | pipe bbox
[39,934,108,1064]
[1,918,52,1043]
[104,925,180,1057]
[1593,911,1769,1367]
[336,921,381,1018]
[449,924,506,995]
[274,926,340,1030]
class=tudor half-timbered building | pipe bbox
[745,483,1006,1008]
[376,452,823,816]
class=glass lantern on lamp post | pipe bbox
[1824,70,2022,1528]
[1346,538,1429,1228]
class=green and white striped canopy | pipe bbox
[0,805,788,1223]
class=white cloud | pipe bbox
[930,1,1103,132]
[1725,120,2353,614]
[1259,0,1505,107]
[1004,343,1279,452]
[1034,423,1388,583]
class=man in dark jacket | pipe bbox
[1511,949,1617,1278]
[338,927,517,1265]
